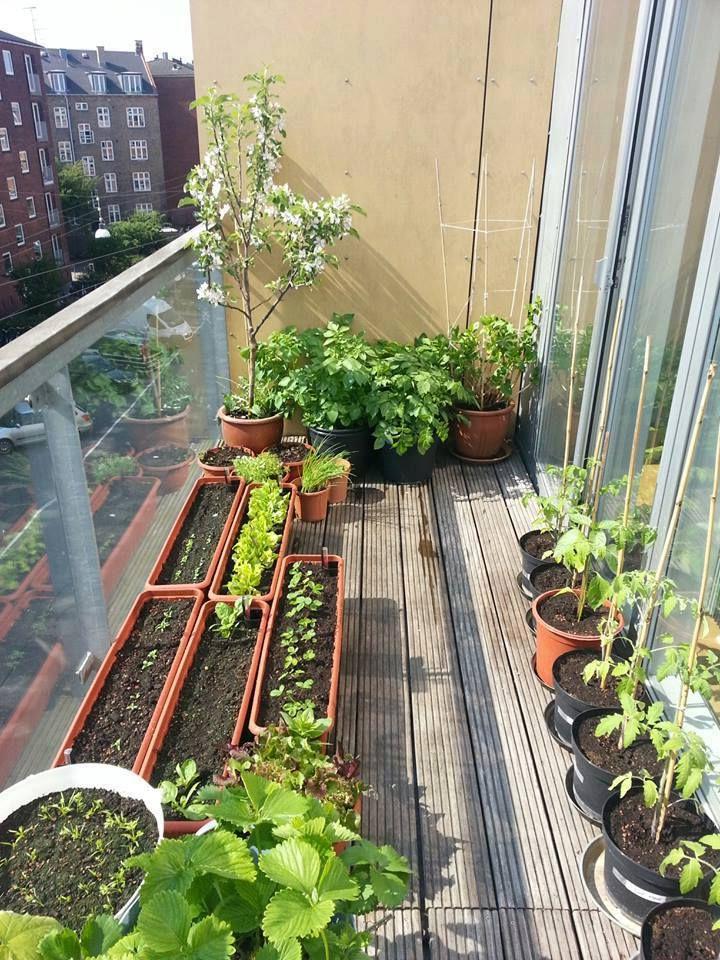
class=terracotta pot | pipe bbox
[532,588,623,687]
[53,589,204,772]
[451,403,513,460]
[196,446,253,480]
[146,477,245,593]
[279,442,314,482]
[136,598,270,836]
[99,477,160,597]
[208,482,297,604]
[327,459,351,504]
[297,486,330,523]
[124,405,190,453]
[217,407,284,454]
[334,794,363,855]
[138,445,194,494]
[249,553,344,743]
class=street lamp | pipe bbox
[94,216,110,240]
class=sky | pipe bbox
[2,0,194,62]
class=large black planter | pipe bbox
[640,899,720,958]
[518,530,552,586]
[570,708,617,820]
[306,424,371,475]
[380,441,438,484]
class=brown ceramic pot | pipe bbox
[297,486,330,523]
[451,403,513,460]
[327,459,351,504]
[217,407,284,453]
[124,406,190,453]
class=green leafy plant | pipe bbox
[521,463,588,543]
[0,521,45,594]
[87,454,138,487]
[299,450,345,494]
[225,481,289,597]
[232,451,284,484]
[213,601,242,640]
[660,834,720,925]
[158,760,206,821]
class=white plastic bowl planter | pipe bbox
[0,763,164,927]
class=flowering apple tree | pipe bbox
[183,70,361,412]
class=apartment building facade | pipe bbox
[147,54,198,228]
[43,41,166,226]
[0,31,67,317]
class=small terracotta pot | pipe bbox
[124,406,190,453]
[532,588,623,687]
[280,442,314,482]
[297,486,330,523]
[451,403,513,460]
[327,459,351,504]
[139,445,194,494]
[217,407,283,453]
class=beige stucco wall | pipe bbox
[189,0,561,377]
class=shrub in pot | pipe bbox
[448,297,540,460]
[185,73,361,453]
[294,449,346,522]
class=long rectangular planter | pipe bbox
[96,476,160,597]
[145,477,245,593]
[0,591,66,786]
[53,588,204,772]
[208,481,297,605]
[249,553,344,742]
[137,597,270,836]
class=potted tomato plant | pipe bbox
[639,899,720,959]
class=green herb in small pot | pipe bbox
[232,451,283,483]
[299,450,346,493]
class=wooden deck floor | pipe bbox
[291,451,638,960]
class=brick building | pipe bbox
[43,41,167,225]
[148,54,199,228]
[0,31,67,319]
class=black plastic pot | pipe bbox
[379,441,438,485]
[518,530,553,586]
[640,898,720,958]
[602,787,698,923]
[570,708,617,821]
[528,561,570,601]
[306,424,371,476]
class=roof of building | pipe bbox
[148,55,194,77]
[41,45,155,96]
[0,30,41,48]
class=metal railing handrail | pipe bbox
[0,223,202,414]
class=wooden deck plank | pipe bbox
[498,909,582,960]
[397,481,495,910]
[573,910,638,960]
[426,908,503,959]
[359,908,424,959]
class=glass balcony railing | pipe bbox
[0,226,229,787]
[34,119,48,141]
[42,165,54,186]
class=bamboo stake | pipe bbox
[576,430,610,618]
[510,159,535,326]
[483,157,489,313]
[467,154,485,324]
[562,276,583,476]
[653,411,720,842]
[518,160,536,331]
[435,158,451,335]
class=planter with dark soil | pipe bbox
[0,764,161,928]
[603,787,720,923]
[124,404,190,453]
[250,554,344,739]
[138,444,194,494]
[552,644,636,744]
[198,445,253,479]
[518,529,557,584]
[0,592,66,785]
[571,708,662,821]
[209,482,296,604]
[532,588,623,687]
[640,899,720,959]
[146,478,244,592]
[528,561,573,599]
[264,441,313,481]
[138,599,270,835]
[380,441,438,485]
[218,406,284,453]
[306,424,371,476]
[93,476,160,595]
[54,590,203,771]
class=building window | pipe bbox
[7,177,17,199]
[24,54,39,94]
[90,191,100,212]
[75,101,88,111]
[11,102,21,126]
[100,139,114,161]
[135,202,153,213]
[126,106,145,128]
[121,73,143,94]
[32,103,46,140]
[19,151,29,173]
[51,233,62,263]
[104,172,118,193]
[81,155,96,177]
[97,106,110,128]
[48,70,67,93]
[2,252,12,275]
[33,240,42,259]
[89,72,106,94]
[129,138,148,160]
[132,171,151,192]
[58,141,73,162]
[107,202,121,223]
[2,50,14,76]
[26,196,36,218]
[53,105,68,128]
[0,204,5,227]
[0,128,8,151]
[16,224,24,246]
[78,123,94,144]
[45,191,59,226]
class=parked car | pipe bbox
[0,401,92,453]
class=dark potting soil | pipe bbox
[265,442,309,465]
[219,495,289,596]
[94,478,155,564]
[555,649,625,708]
[648,906,720,960]
[258,562,338,727]
[158,483,237,585]
[152,613,260,791]
[576,712,662,777]
[523,529,556,561]
[70,598,195,767]
[531,564,574,592]
[138,445,190,468]
[201,446,250,467]
[609,793,720,874]
[0,787,155,928]
[0,599,59,726]
[538,591,612,637]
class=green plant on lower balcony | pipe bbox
[88,454,138,487]
[0,521,45,594]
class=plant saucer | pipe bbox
[525,607,536,634]
[564,765,600,826]
[580,835,642,937]
[544,701,571,752]
[450,440,512,465]
[530,653,553,691]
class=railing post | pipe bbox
[34,367,110,666]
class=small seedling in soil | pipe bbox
[159,759,204,820]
